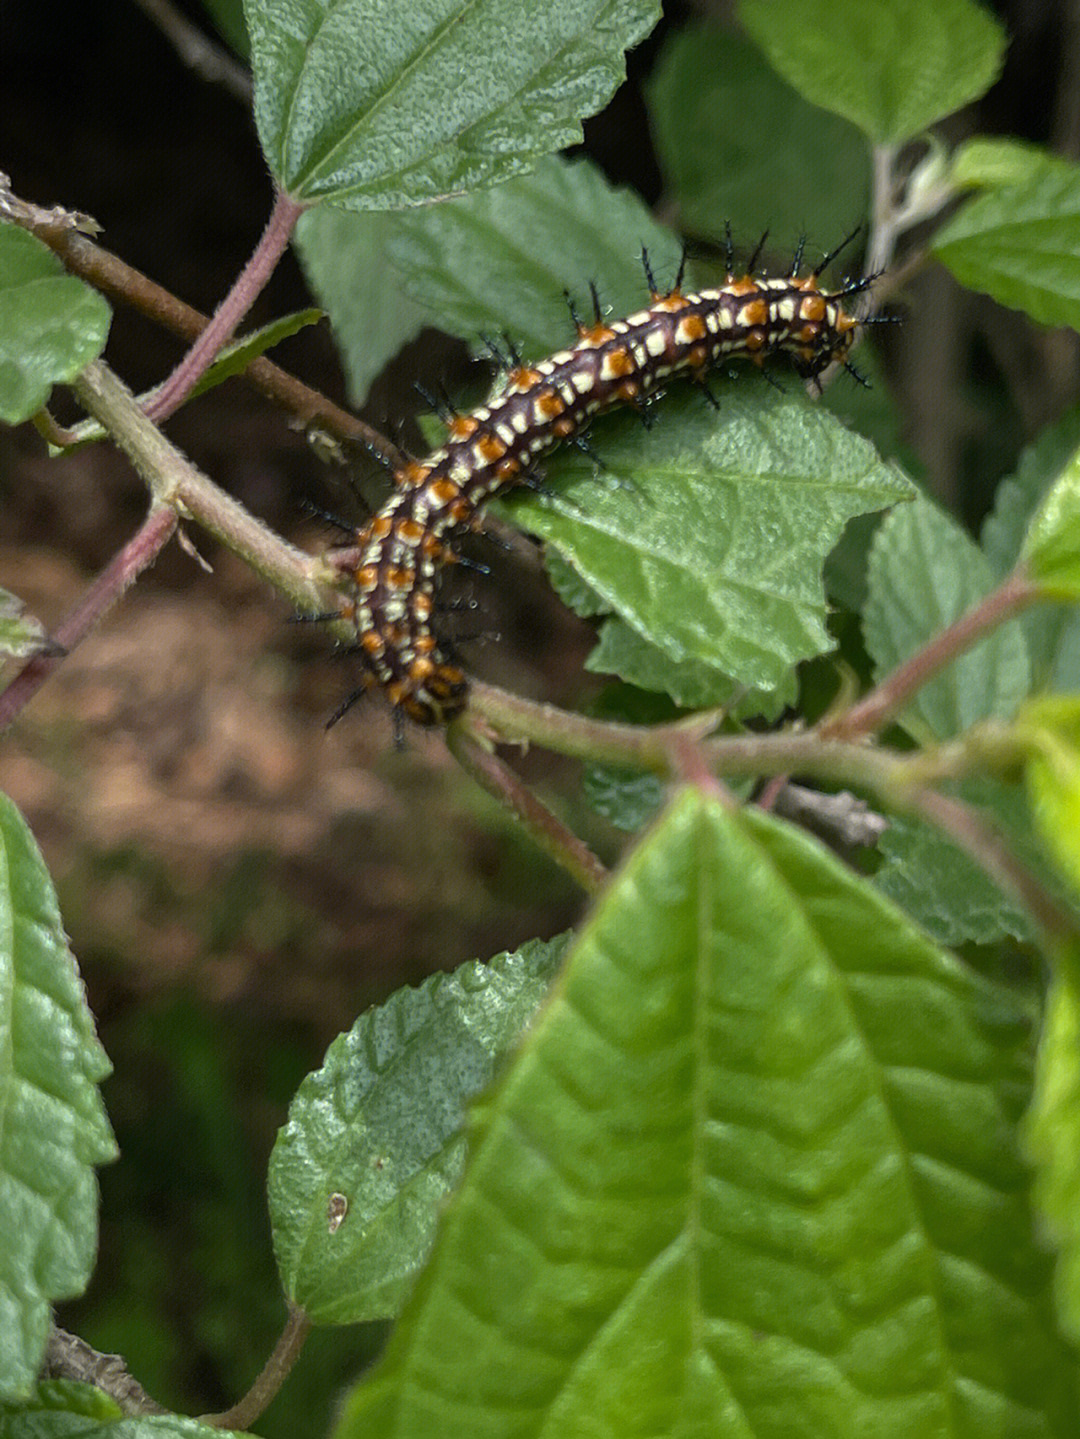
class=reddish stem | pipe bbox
[0,503,177,729]
[144,187,306,424]
[826,568,1039,740]
[201,1304,311,1431]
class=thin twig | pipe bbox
[130,0,252,101]
[3,177,404,469]
[825,567,1040,740]
[43,1326,167,1416]
[200,1304,312,1430]
[448,723,609,893]
[145,187,306,423]
[0,502,177,728]
[69,360,337,612]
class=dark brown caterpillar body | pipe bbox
[336,250,868,727]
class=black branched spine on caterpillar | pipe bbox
[331,246,870,728]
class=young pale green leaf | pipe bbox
[934,162,1080,330]
[387,155,682,356]
[646,24,869,246]
[512,386,911,692]
[949,137,1072,192]
[1027,954,1080,1345]
[864,495,1031,740]
[0,228,110,426]
[294,209,429,407]
[738,0,1004,146]
[0,796,117,1399]
[334,788,1076,1439]
[246,0,660,207]
[1021,438,1080,597]
[0,591,60,664]
[982,407,1080,691]
[1016,696,1080,895]
[269,936,569,1325]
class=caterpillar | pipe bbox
[329,233,873,729]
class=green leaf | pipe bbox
[0,1407,244,1439]
[387,155,682,355]
[0,591,60,664]
[934,161,1080,330]
[246,0,660,206]
[982,407,1080,690]
[269,936,569,1325]
[0,1382,121,1423]
[646,24,869,246]
[586,617,796,718]
[334,789,1077,1439]
[190,308,324,394]
[581,765,666,833]
[1016,695,1080,896]
[0,795,117,1399]
[513,386,911,693]
[863,495,1031,740]
[294,208,429,407]
[876,806,1036,947]
[198,0,249,59]
[949,137,1072,192]
[1021,439,1080,597]
[738,0,1005,146]
[0,228,111,426]
[1027,954,1080,1345]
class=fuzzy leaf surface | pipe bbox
[294,208,429,406]
[982,407,1080,691]
[738,0,1004,145]
[0,228,110,426]
[246,0,659,206]
[1016,696,1080,896]
[269,936,568,1324]
[934,162,1080,330]
[386,155,682,355]
[513,387,911,692]
[1028,956,1080,1345]
[646,24,868,246]
[863,495,1030,740]
[0,1404,243,1439]
[0,797,117,1398]
[334,788,1076,1439]
[1022,438,1080,598]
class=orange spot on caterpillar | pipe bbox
[535,389,565,418]
[799,294,826,322]
[553,416,576,438]
[396,517,426,544]
[603,347,635,377]
[355,565,379,593]
[508,366,542,391]
[429,477,461,505]
[396,462,431,489]
[477,432,507,461]
[676,313,707,343]
[578,322,616,344]
[739,298,769,328]
[447,415,478,440]
[386,566,415,591]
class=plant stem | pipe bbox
[825,567,1040,740]
[145,187,306,422]
[70,360,336,613]
[0,502,177,728]
[448,723,608,893]
[20,207,403,466]
[201,1304,312,1430]
[44,1326,167,1416]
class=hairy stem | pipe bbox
[201,1304,312,1430]
[70,360,336,613]
[145,187,307,422]
[448,723,608,893]
[0,502,177,728]
[825,567,1040,740]
[20,207,403,466]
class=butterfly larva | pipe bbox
[330,235,871,728]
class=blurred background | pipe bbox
[0,0,1075,1431]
